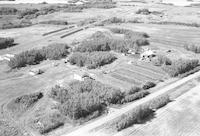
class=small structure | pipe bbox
[72,72,95,81]
[29,69,44,76]
[140,50,156,61]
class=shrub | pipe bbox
[69,51,117,69]
[152,55,172,66]
[162,58,199,77]
[143,81,156,90]
[0,37,14,49]
[8,43,70,69]
[136,8,151,15]
[125,86,142,95]
[184,43,200,53]
[123,90,150,103]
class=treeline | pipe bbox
[49,79,150,121]
[74,30,149,53]
[110,95,170,131]
[69,51,117,69]
[151,54,199,77]
[8,43,70,69]
[0,37,14,49]
[0,7,18,15]
[162,58,199,77]
[0,20,32,29]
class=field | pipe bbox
[1,0,200,136]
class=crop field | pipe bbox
[108,61,168,87]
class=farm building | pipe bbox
[140,50,156,60]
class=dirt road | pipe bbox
[63,70,200,136]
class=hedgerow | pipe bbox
[8,43,70,69]
[122,90,150,103]
[143,81,156,90]
[136,8,151,15]
[162,58,199,77]
[0,37,14,49]
[68,51,117,69]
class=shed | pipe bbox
[140,50,156,60]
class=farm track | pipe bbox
[63,70,200,136]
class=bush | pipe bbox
[162,58,199,77]
[69,51,117,69]
[8,43,70,69]
[143,81,156,90]
[151,55,172,66]
[0,37,14,49]
[184,43,200,53]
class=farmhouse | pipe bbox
[72,72,95,81]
